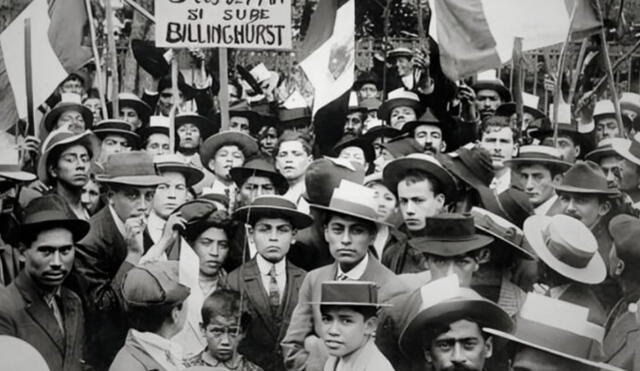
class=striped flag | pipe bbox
[429,0,601,80]
[0,0,92,130]
[299,0,355,115]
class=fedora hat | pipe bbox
[383,153,457,201]
[585,139,619,164]
[122,261,190,308]
[399,276,514,358]
[198,193,229,210]
[378,89,423,126]
[96,151,165,187]
[43,94,94,132]
[174,199,233,241]
[524,214,605,284]
[353,71,382,91]
[359,98,383,113]
[303,157,366,205]
[472,79,512,103]
[18,195,90,242]
[401,107,446,135]
[554,160,620,196]
[176,112,218,140]
[438,146,494,189]
[154,153,204,187]
[409,213,494,256]
[37,130,101,184]
[331,134,376,164]
[469,207,535,260]
[277,107,312,130]
[609,214,640,275]
[362,124,401,142]
[93,119,141,148]
[118,92,152,121]
[495,98,545,121]
[131,39,170,78]
[229,156,288,195]
[380,137,422,158]
[609,137,640,167]
[200,132,259,173]
[491,188,534,228]
[233,195,313,229]
[484,293,622,371]
[505,145,572,172]
[305,281,390,307]
[310,179,390,227]
[0,147,36,182]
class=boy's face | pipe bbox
[250,217,296,263]
[321,307,376,358]
[200,315,244,362]
[426,319,492,371]
[324,214,376,271]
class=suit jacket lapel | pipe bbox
[279,263,305,339]
[241,260,279,338]
[61,288,80,358]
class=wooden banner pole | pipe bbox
[122,0,155,23]
[24,18,35,140]
[85,0,109,120]
[219,48,230,131]
[512,37,524,138]
[105,0,119,117]
[169,56,178,154]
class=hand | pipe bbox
[412,48,430,71]
[124,215,147,259]
[26,180,50,194]
[456,83,476,103]
[161,212,187,245]
[188,47,206,61]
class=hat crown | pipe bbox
[319,281,381,306]
[123,261,190,307]
[95,119,135,132]
[326,180,379,221]
[470,207,524,247]
[386,89,419,102]
[250,195,297,210]
[594,100,615,116]
[425,213,476,240]
[101,151,158,179]
[23,195,75,225]
[517,145,563,160]
[240,157,277,173]
[452,147,494,186]
[542,215,597,268]
[559,160,610,193]
[149,116,170,128]
[304,157,365,205]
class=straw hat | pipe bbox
[233,195,313,229]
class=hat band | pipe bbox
[515,317,595,360]
[25,210,73,225]
[630,139,640,159]
[542,225,592,268]
[476,214,524,246]
[329,198,379,221]
[0,164,22,172]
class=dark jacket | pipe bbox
[603,293,640,371]
[381,227,428,274]
[0,271,86,371]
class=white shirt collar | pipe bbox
[130,329,183,371]
[534,194,558,215]
[256,254,286,276]
[147,211,166,243]
[108,205,127,238]
[491,169,511,194]
[337,253,369,280]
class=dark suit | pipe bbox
[382,227,428,274]
[603,295,640,370]
[227,259,306,371]
[75,206,135,370]
[0,271,85,371]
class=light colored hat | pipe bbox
[609,137,640,167]
[383,153,457,201]
[585,138,619,163]
[0,146,36,182]
[469,206,535,260]
[378,89,423,125]
[0,336,50,371]
[96,151,165,187]
[504,145,572,171]
[43,93,94,132]
[37,130,101,184]
[523,214,605,284]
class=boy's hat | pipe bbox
[233,195,313,229]
[43,93,94,132]
[409,213,494,257]
[175,113,218,141]
[96,151,165,187]
[37,130,101,184]
[229,156,288,195]
[469,207,535,260]
[383,153,457,201]
[380,137,423,158]
[93,119,141,147]
[200,132,259,173]
[306,281,390,307]
[378,89,423,126]
[505,145,572,172]
[401,107,446,135]
[331,134,376,164]
[122,261,190,308]
[154,154,204,187]
[116,92,152,123]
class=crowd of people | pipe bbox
[1,36,640,371]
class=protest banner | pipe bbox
[155,0,292,50]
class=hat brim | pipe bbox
[176,115,218,140]
[37,131,102,184]
[483,327,623,371]
[523,215,606,284]
[0,170,37,182]
[304,301,391,307]
[585,147,619,163]
[234,205,313,229]
[95,174,166,187]
[310,203,391,227]
[119,99,152,122]
[472,82,512,102]
[383,157,457,201]
[494,103,545,120]
[553,183,620,196]
[504,158,572,172]
[378,98,423,124]
[200,132,259,172]
[331,140,376,164]
[475,224,535,260]
[399,299,513,358]
[611,139,640,167]
[44,103,94,132]
[18,219,90,242]
[229,167,288,195]
[94,128,141,147]
[411,235,494,256]
[362,126,402,141]
[156,164,205,187]
[401,119,446,135]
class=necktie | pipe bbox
[268,264,280,311]
[337,273,349,281]
[47,296,65,334]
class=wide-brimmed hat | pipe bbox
[277,107,312,129]
[229,156,288,195]
[303,157,366,205]
[493,188,534,228]
[472,78,512,102]
[43,94,94,132]
[131,39,170,78]
[524,214,605,284]
[362,125,401,142]
[0,147,36,182]
[554,160,620,196]
[305,281,390,307]
[585,139,619,164]
[93,119,141,148]
[233,195,313,229]
[18,195,90,242]
[438,146,494,188]
[593,100,633,128]
[331,134,376,164]
[609,214,640,274]
[108,92,152,124]
[409,213,494,256]
[95,151,165,187]
[399,276,514,358]
[176,112,218,140]
[504,145,572,172]
[310,179,390,227]
[484,293,622,371]
[360,98,383,113]
[214,101,260,129]
[378,89,423,125]
[122,261,190,308]
[37,130,101,184]
[386,47,413,62]
[469,207,535,260]
[353,71,382,91]
[401,107,445,135]
[383,153,457,201]
[154,153,204,187]
[200,132,259,173]
[609,137,640,167]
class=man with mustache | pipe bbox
[343,104,367,137]
[478,116,519,194]
[401,108,447,156]
[0,195,90,371]
[471,78,512,122]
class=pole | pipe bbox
[381,0,391,101]
[169,56,178,154]
[122,0,155,23]
[512,37,524,138]
[219,48,230,131]
[568,38,588,105]
[24,18,34,139]
[85,0,109,120]
[105,0,119,117]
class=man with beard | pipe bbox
[478,116,519,194]
[343,104,367,137]
[38,130,101,220]
[0,195,90,371]
[471,77,512,121]
[378,90,423,131]
[401,108,447,156]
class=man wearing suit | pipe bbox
[0,195,90,371]
[228,195,313,371]
[74,151,164,370]
[281,180,409,371]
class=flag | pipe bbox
[0,0,92,130]
[299,0,355,115]
[429,0,601,81]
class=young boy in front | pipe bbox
[317,281,394,371]
[184,289,263,371]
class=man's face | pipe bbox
[200,315,244,362]
[110,186,155,221]
[0,181,18,215]
[177,123,202,150]
[414,124,444,155]
[119,107,142,129]
[21,228,75,290]
[153,172,187,219]
[210,145,244,179]
[599,155,623,189]
[51,144,90,189]
[321,307,376,358]
[512,346,591,371]
[239,176,276,204]
[56,110,86,133]
[192,227,229,277]
[371,136,389,159]
[595,117,622,143]
[81,180,101,215]
[619,159,640,192]
[389,106,417,130]
[145,133,171,158]
[426,253,480,287]
[560,193,608,228]
[426,320,492,371]
[338,146,366,166]
[373,148,394,174]
[259,126,278,156]
[158,88,183,116]
[100,134,131,162]
[229,116,251,135]
[542,137,579,163]
[60,77,84,95]
[475,90,502,120]
[250,217,295,263]
[395,56,412,77]
[344,112,364,136]
[324,214,375,271]
[519,164,559,207]
[84,98,102,123]
[358,83,379,100]
[479,127,516,170]
[398,179,445,231]
[275,140,312,181]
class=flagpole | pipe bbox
[219,48,230,131]
[122,0,155,23]
[512,37,524,139]
[169,55,178,154]
[106,0,119,117]
[568,38,588,105]
[381,0,391,101]
[85,0,109,120]
[24,18,34,139]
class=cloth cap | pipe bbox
[409,213,494,256]
[122,261,190,307]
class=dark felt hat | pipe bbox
[383,153,457,201]
[200,132,259,173]
[470,207,535,260]
[362,125,401,142]
[43,97,94,132]
[380,137,423,158]
[122,261,190,308]
[331,134,376,164]
[495,102,545,121]
[229,156,288,195]
[401,107,446,134]
[609,214,640,275]
[95,151,164,187]
[554,160,620,196]
[409,213,494,256]
[118,92,152,122]
[472,79,512,102]
[277,107,312,129]
[486,188,534,228]
[18,195,90,242]
[175,113,218,141]
[353,71,382,91]
[157,72,199,101]
[233,195,313,229]
[438,146,494,188]
[306,281,389,307]
[131,39,170,78]
[303,157,366,206]
[93,119,141,148]
[173,199,232,240]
